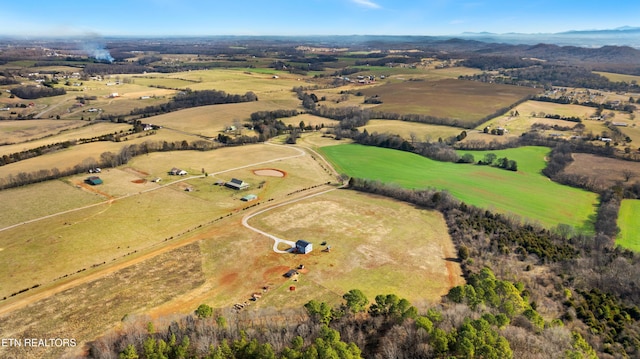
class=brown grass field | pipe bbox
[243,190,463,309]
[594,71,640,84]
[358,78,540,126]
[563,153,640,187]
[0,134,462,358]
[0,122,132,156]
[0,143,332,298]
[0,119,87,143]
[0,130,204,182]
[280,114,339,128]
[473,100,613,139]
[0,242,206,359]
[0,180,103,228]
[143,101,298,136]
[361,119,464,142]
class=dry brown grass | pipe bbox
[358,79,540,126]
[0,130,203,181]
[362,119,463,142]
[563,153,640,187]
[0,122,132,157]
[0,119,87,144]
[0,243,205,359]
[197,190,463,311]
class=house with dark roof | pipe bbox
[169,167,188,176]
[295,240,313,254]
[225,178,249,190]
[85,176,103,185]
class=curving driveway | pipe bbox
[241,187,338,253]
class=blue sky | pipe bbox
[3,0,639,37]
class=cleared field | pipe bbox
[358,78,540,127]
[0,143,333,298]
[0,180,103,228]
[0,130,204,181]
[128,76,201,89]
[321,144,598,231]
[0,243,205,359]
[618,200,640,251]
[594,71,640,84]
[470,100,640,144]
[0,122,132,156]
[136,69,306,104]
[563,153,640,188]
[361,119,463,142]
[198,189,463,310]
[475,100,597,136]
[0,119,86,144]
[280,114,339,128]
[145,101,294,136]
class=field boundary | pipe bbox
[0,142,305,233]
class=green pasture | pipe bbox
[618,200,640,251]
[321,144,598,231]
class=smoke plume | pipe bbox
[81,34,114,63]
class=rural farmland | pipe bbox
[321,144,599,231]
[1,23,640,359]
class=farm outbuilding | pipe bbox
[85,176,103,185]
[225,178,249,190]
[241,194,258,202]
[169,168,188,176]
[295,240,313,254]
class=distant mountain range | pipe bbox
[457,27,640,49]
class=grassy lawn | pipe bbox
[618,200,640,251]
[321,144,598,231]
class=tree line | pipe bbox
[130,89,258,118]
[0,139,220,190]
[10,85,66,99]
[460,64,637,92]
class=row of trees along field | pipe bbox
[128,89,258,118]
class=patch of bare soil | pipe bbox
[75,181,114,200]
[123,167,150,177]
[253,168,286,177]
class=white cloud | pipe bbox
[351,0,381,9]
